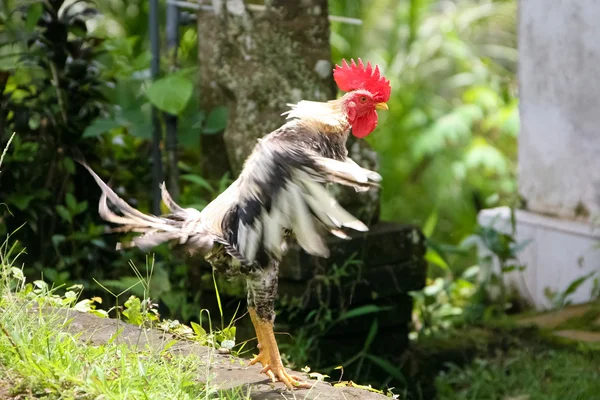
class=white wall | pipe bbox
[518,0,600,220]
[479,208,600,309]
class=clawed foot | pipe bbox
[260,363,312,389]
[249,344,276,381]
[249,344,311,389]
[248,308,314,390]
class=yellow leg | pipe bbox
[248,307,312,389]
[248,308,276,382]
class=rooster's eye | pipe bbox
[359,96,367,103]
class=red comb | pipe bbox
[333,58,391,102]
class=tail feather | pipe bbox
[82,163,166,228]
[160,182,185,214]
[80,162,210,253]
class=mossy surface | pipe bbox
[402,320,600,400]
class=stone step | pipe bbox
[553,330,600,343]
[55,308,390,400]
[516,303,595,329]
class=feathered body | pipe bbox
[83,59,391,389]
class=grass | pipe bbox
[0,231,250,400]
[436,345,600,400]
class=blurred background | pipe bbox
[3,0,598,399]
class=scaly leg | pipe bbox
[246,263,311,389]
[248,307,276,382]
[248,307,310,389]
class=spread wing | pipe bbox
[82,133,381,268]
[220,136,381,265]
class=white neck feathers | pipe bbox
[282,99,348,132]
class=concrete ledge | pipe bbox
[478,207,600,309]
[55,308,389,400]
[479,207,600,239]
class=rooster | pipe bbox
[82,58,391,389]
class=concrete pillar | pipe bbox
[518,0,600,219]
[479,0,600,309]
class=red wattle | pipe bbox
[351,111,378,138]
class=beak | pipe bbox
[375,102,389,111]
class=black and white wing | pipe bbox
[81,135,381,267]
[220,136,381,265]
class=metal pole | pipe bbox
[166,0,364,25]
[149,0,164,215]
[165,1,180,201]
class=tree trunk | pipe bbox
[197,0,380,223]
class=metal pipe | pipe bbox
[149,0,164,215]
[166,0,364,25]
[165,0,180,201]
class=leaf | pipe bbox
[221,339,235,349]
[222,326,236,340]
[307,372,329,381]
[52,234,66,249]
[423,278,444,296]
[7,193,35,210]
[10,267,24,282]
[203,106,228,134]
[33,280,47,290]
[336,304,390,323]
[123,296,143,326]
[56,205,72,224]
[461,265,480,280]
[422,208,438,238]
[362,319,379,351]
[120,107,153,139]
[502,264,525,273]
[463,86,501,112]
[74,299,94,313]
[190,321,206,338]
[161,339,179,355]
[146,74,193,115]
[67,284,83,292]
[65,193,77,212]
[178,106,205,148]
[26,3,43,32]
[181,174,214,192]
[83,118,122,138]
[563,272,595,298]
[465,137,508,174]
[425,248,449,270]
[63,157,76,174]
[365,354,406,383]
[510,238,533,255]
[90,309,109,318]
[77,201,88,214]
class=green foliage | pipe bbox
[0,0,229,327]
[2,0,524,395]
[0,235,250,399]
[331,0,519,244]
[0,0,126,286]
[411,207,532,339]
[436,347,600,400]
[278,257,403,388]
[460,218,530,317]
[410,268,479,338]
[544,272,597,309]
[146,72,194,115]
